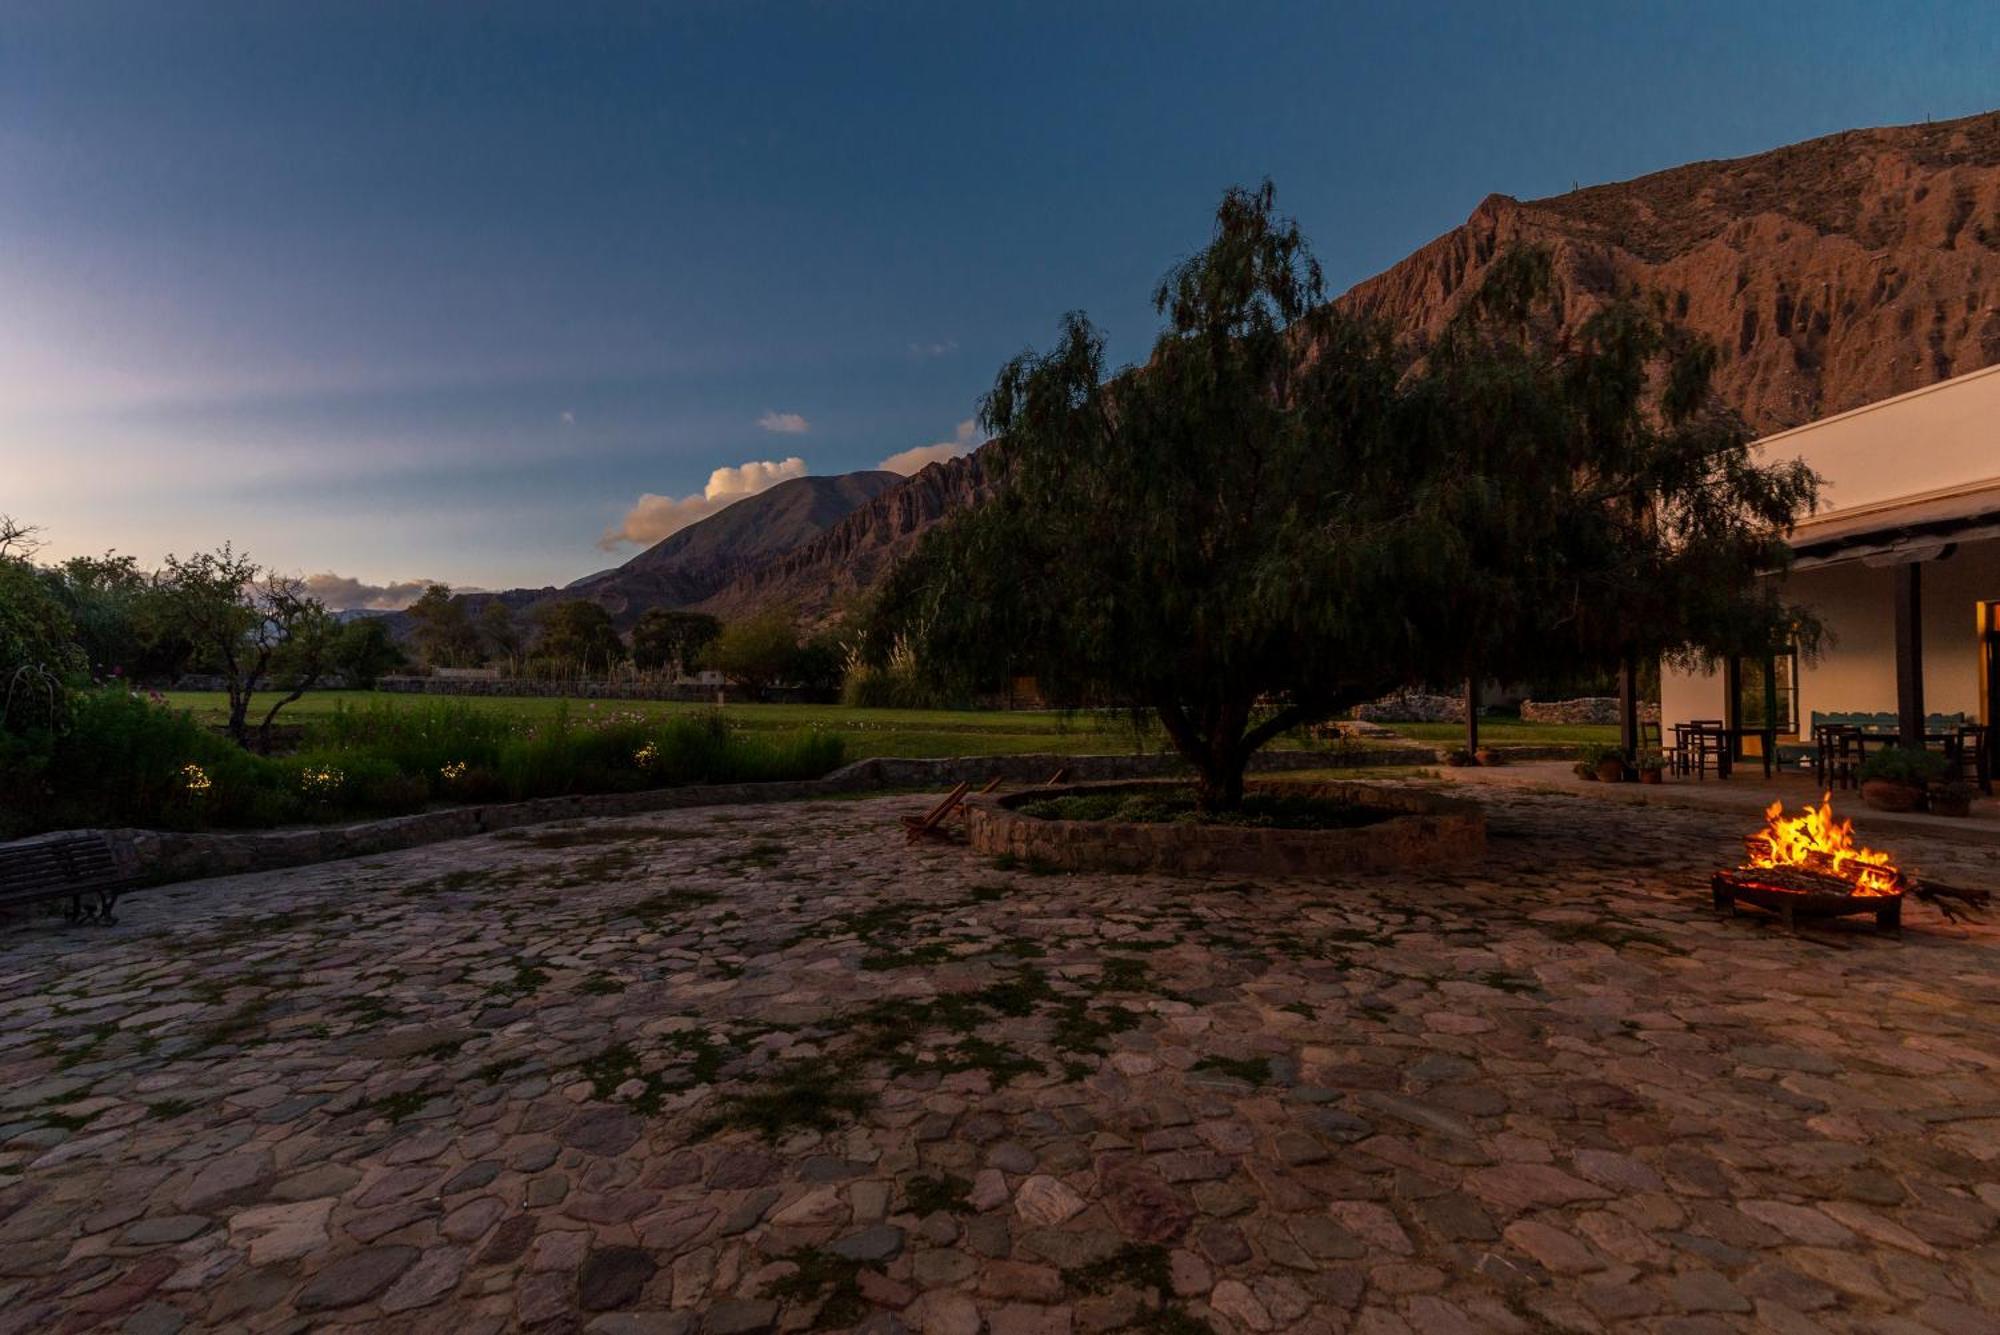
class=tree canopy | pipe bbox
[869,183,1816,809]
[532,599,626,671]
[632,608,721,674]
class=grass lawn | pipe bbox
[1391,720,1618,747]
[160,691,1360,762]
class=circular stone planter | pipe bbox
[964,779,1485,877]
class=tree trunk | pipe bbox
[226,690,250,748]
[1194,760,1245,814]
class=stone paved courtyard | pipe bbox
[6,788,2000,1335]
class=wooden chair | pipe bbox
[1683,720,1728,781]
[901,782,971,843]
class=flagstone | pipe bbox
[1,788,1998,1330]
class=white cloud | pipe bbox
[756,410,810,435]
[907,339,958,359]
[560,409,575,425]
[599,456,810,550]
[880,419,986,476]
[305,573,447,611]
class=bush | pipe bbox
[1856,746,1948,787]
[2,693,846,836]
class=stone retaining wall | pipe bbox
[372,677,821,704]
[965,779,1485,877]
[1353,691,1464,724]
[8,746,1434,891]
[1520,697,1663,726]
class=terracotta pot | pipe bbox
[1932,794,1972,818]
[1638,768,1663,785]
[1475,748,1503,767]
[1596,758,1628,783]
[1861,779,1922,813]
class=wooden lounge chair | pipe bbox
[901,782,971,843]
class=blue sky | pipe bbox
[6,2,1997,601]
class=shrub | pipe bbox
[1856,746,1948,787]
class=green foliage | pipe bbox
[476,600,522,664]
[0,552,80,735]
[872,184,1817,809]
[329,618,407,687]
[1856,745,1948,786]
[704,608,799,696]
[154,545,336,746]
[532,599,626,672]
[631,608,720,673]
[406,583,482,668]
[2,690,843,837]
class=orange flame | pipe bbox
[1745,792,1901,896]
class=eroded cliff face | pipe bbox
[1340,112,2000,432]
[698,449,998,621]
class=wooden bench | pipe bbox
[0,833,137,925]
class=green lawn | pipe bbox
[1391,720,1618,747]
[161,691,1605,759]
[160,691,1170,761]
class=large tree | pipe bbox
[532,599,625,673]
[871,184,1815,810]
[407,583,482,668]
[154,545,336,748]
[632,608,721,675]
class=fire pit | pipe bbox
[1712,793,1904,931]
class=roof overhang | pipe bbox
[1786,478,2000,572]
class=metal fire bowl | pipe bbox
[1711,871,1903,932]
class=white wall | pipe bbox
[1660,536,1998,738]
[1761,363,2000,530]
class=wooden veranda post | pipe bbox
[1618,657,1640,764]
[1894,561,1925,748]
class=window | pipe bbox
[1731,648,1799,741]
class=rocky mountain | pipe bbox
[567,471,904,619]
[696,450,998,622]
[427,470,904,634]
[700,111,2000,622]
[1343,110,2000,433]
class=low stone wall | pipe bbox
[1353,691,1464,724]
[1520,698,1663,726]
[372,677,823,705]
[965,779,1485,877]
[8,746,1433,892]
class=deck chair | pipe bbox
[901,781,971,843]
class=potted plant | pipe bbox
[1474,747,1504,767]
[1930,779,1976,818]
[1637,751,1665,785]
[1442,747,1476,767]
[1856,746,1947,812]
[1573,758,1599,781]
[1587,746,1628,783]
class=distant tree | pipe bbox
[0,534,81,735]
[154,545,336,748]
[704,609,798,700]
[406,583,482,668]
[477,600,523,666]
[631,608,721,675]
[786,631,847,696]
[872,184,1815,810]
[42,553,162,678]
[532,600,626,674]
[329,617,408,687]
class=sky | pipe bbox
[5,2,1998,604]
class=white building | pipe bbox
[1660,363,2000,765]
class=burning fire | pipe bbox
[1745,793,1903,896]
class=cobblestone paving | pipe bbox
[5,789,2000,1334]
